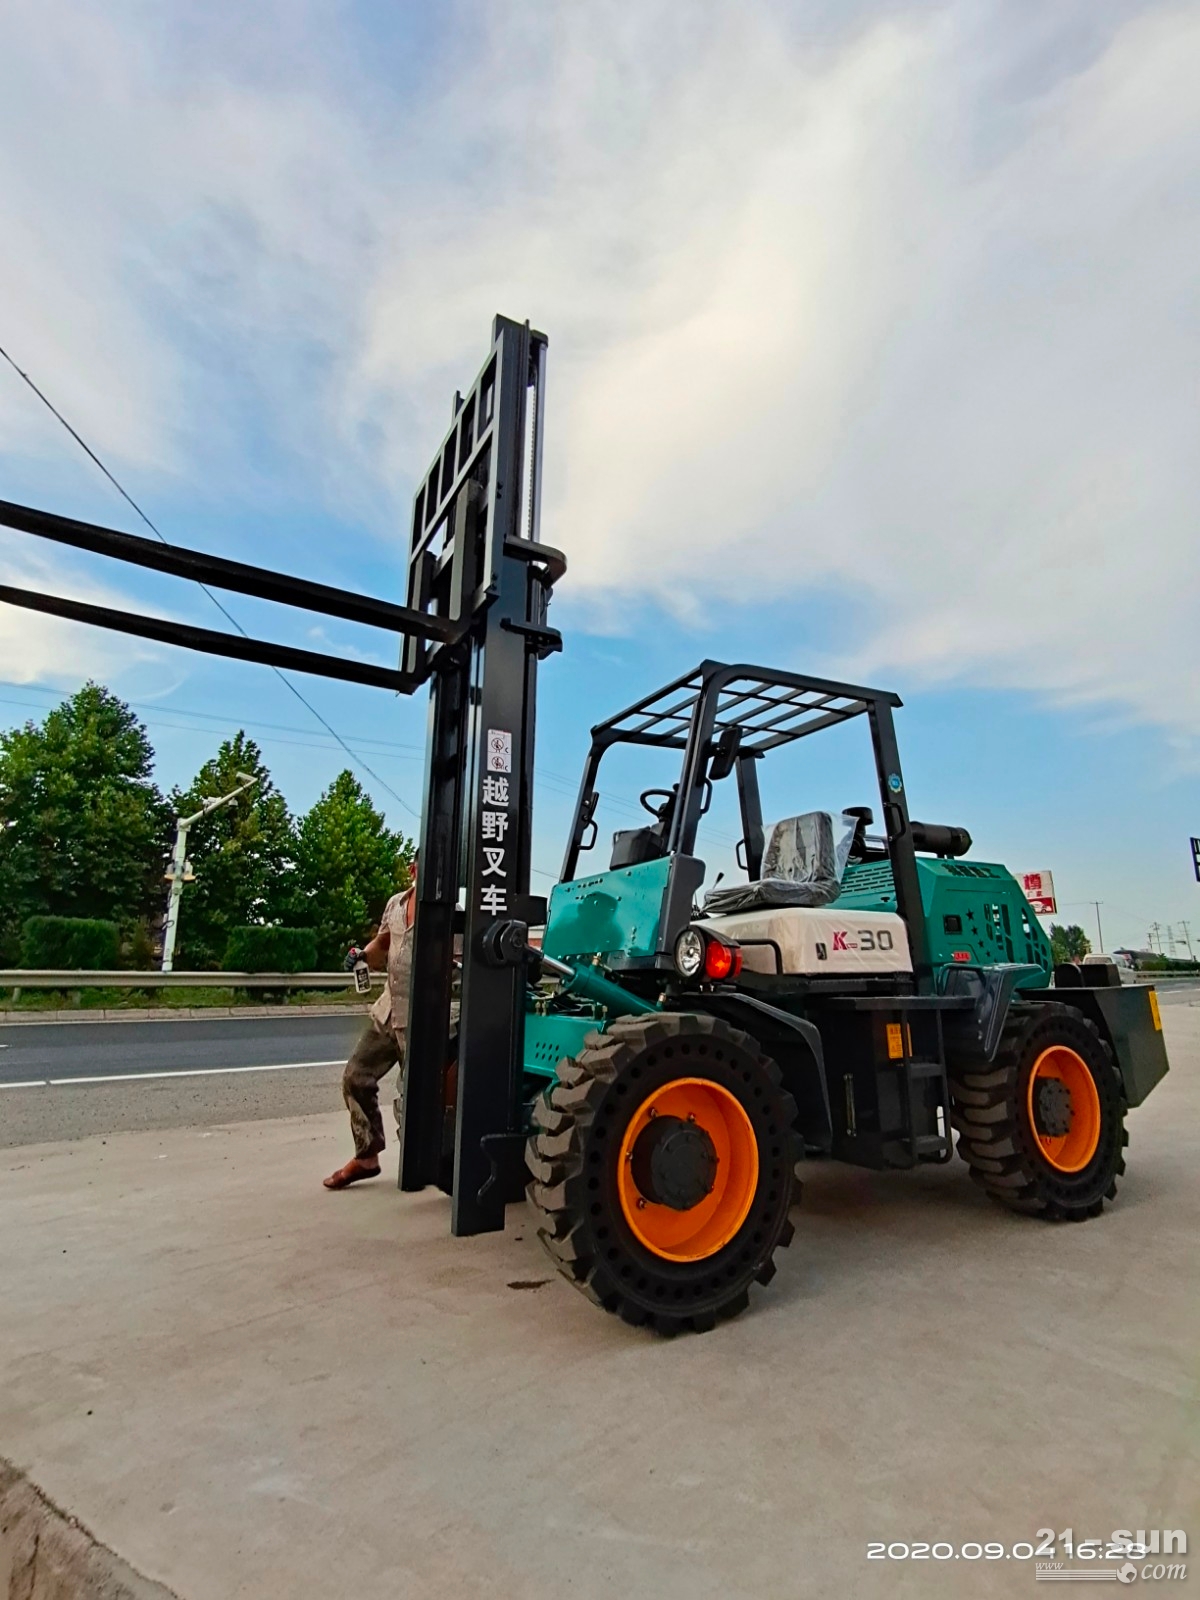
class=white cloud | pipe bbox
[0,539,161,685]
[1,0,1197,746]
[356,2,1200,750]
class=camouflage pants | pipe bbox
[342,1018,404,1158]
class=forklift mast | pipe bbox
[399,316,566,1233]
[0,314,566,1238]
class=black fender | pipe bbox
[941,963,1044,1062]
[693,991,832,1152]
[1023,983,1169,1107]
[943,964,1169,1108]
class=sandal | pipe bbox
[323,1157,382,1190]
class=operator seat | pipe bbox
[703,811,843,915]
[610,826,667,869]
[610,787,677,870]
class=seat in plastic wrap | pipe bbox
[703,811,847,915]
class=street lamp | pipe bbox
[161,771,258,972]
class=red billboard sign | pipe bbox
[1020,870,1057,916]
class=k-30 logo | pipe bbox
[828,928,895,954]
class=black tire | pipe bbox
[526,1012,801,1334]
[948,1003,1128,1220]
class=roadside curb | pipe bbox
[0,1004,369,1027]
[0,1458,181,1599]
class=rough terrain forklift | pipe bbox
[511,661,1169,1331]
[0,316,1170,1336]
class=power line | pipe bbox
[0,681,668,846]
[0,342,422,819]
[1062,898,1167,936]
[0,353,604,892]
[0,683,633,831]
[0,676,688,832]
[0,695,419,763]
[0,331,732,887]
[0,684,427,760]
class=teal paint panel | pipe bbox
[916,859,1052,983]
[839,860,898,912]
[839,858,1052,986]
[543,858,673,963]
[523,1011,599,1081]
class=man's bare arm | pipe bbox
[361,927,390,970]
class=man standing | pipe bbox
[323,856,417,1190]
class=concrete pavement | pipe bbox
[0,1003,1196,1599]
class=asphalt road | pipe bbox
[6,988,1196,1091]
[0,1013,367,1084]
[0,1013,371,1148]
[2,988,1195,1151]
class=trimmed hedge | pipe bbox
[224,925,318,974]
[21,916,121,970]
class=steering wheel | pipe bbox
[638,788,675,818]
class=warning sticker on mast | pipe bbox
[479,731,513,916]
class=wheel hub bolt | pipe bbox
[629,1114,719,1211]
[1034,1077,1074,1139]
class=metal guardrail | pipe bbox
[0,969,384,991]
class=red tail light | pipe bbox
[703,938,743,981]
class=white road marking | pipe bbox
[0,1059,342,1089]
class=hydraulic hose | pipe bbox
[540,953,657,1017]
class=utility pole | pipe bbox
[161,772,258,971]
[1089,901,1104,953]
[1148,922,1162,955]
[1180,921,1195,962]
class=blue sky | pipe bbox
[1,0,1197,954]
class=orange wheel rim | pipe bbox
[1026,1046,1101,1172]
[616,1078,759,1262]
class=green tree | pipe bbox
[1049,923,1092,964]
[0,684,169,962]
[288,770,414,966]
[169,732,294,968]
